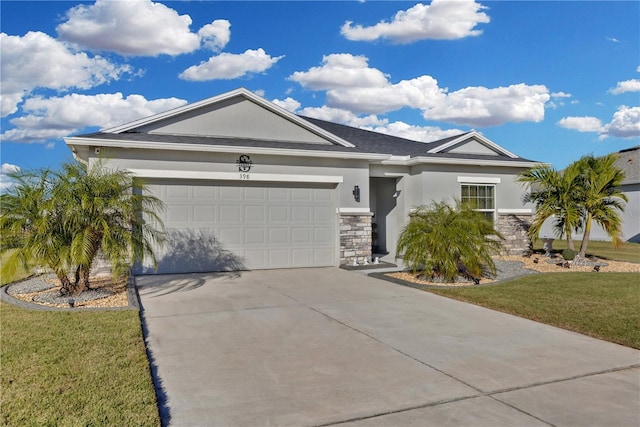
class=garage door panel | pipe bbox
[166,185,190,200]
[219,187,243,201]
[291,206,312,222]
[219,205,242,222]
[244,187,267,201]
[244,228,265,245]
[141,182,337,274]
[268,249,290,267]
[314,248,334,265]
[268,188,288,201]
[166,204,191,222]
[314,227,334,244]
[314,206,333,222]
[291,188,312,201]
[193,186,216,198]
[291,227,311,244]
[292,248,311,265]
[268,227,289,244]
[268,206,289,222]
[193,205,216,222]
[219,228,242,245]
[245,206,266,222]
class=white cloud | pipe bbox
[363,121,465,142]
[290,53,550,127]
[56,0,230,56]
[0,163,21,194]
[604,105,640,139]
[341,0,490,43]
[558,116,604,133]
[609,79,640,95]
[0,31,132,117]
[423,83,550,126]
[179,49,284,81]
[558,106,640,139]
[289,54,389,90]
[198,20,231,52]
[271,97,301,112]
[1,93,187,143]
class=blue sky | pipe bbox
[1,1,639,188]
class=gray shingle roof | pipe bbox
[75,115,536,163]
[617,146,639,185]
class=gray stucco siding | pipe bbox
[89,147,370,209]
[135,96,331,144]
[412,165,532,212]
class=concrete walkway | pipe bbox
[136,268,640,427]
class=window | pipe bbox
[461,184,495,221]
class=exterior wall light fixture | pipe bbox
[352,185,360,202]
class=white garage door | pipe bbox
[139,180,337,274]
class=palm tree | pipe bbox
[1,160,165,295]
[0,168,74,289]
[517,162,584,250]
[396,200,503,283]
[54,161,166,294]
[575,154,627,258]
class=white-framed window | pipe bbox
[461,184,496,221]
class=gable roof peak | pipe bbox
[100,87,355,148]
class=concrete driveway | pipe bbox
[136,268,640,427]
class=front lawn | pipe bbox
[428,273,640,349]
[0,303,160,426]
[532,239,640,263]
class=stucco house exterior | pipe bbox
[65,88,538,275]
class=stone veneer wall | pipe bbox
[339,213,372,266]
[497,214,533,256]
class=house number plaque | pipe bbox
[236,154,253,179]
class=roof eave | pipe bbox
[64,135,387,161]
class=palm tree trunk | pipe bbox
[578,213,592,258]
[56,271,72,295]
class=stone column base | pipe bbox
[497,214,533,256]
[339,213,373,266]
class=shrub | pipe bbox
[396,200,504,282]
[562,248,576,260]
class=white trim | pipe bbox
[101,87,356,148]
[65,136,388,161]
[427,131,518,158]
[337,207,371,214]
[497,209,533,214]
[128,169,343,184]
[457,176,502,184]
[403,157,539,168]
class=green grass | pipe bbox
[428,273,640,349]
[532,239,640,263]
[1,303,160,426]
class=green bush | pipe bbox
[396,200,504,282]
[562,248,576,260]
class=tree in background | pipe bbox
[575,154,627,258]
[518,154,627,259]
[396,200,503,283]
[517,161,584,250]
[1,160,165,295]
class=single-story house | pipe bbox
[65,88,538,275]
